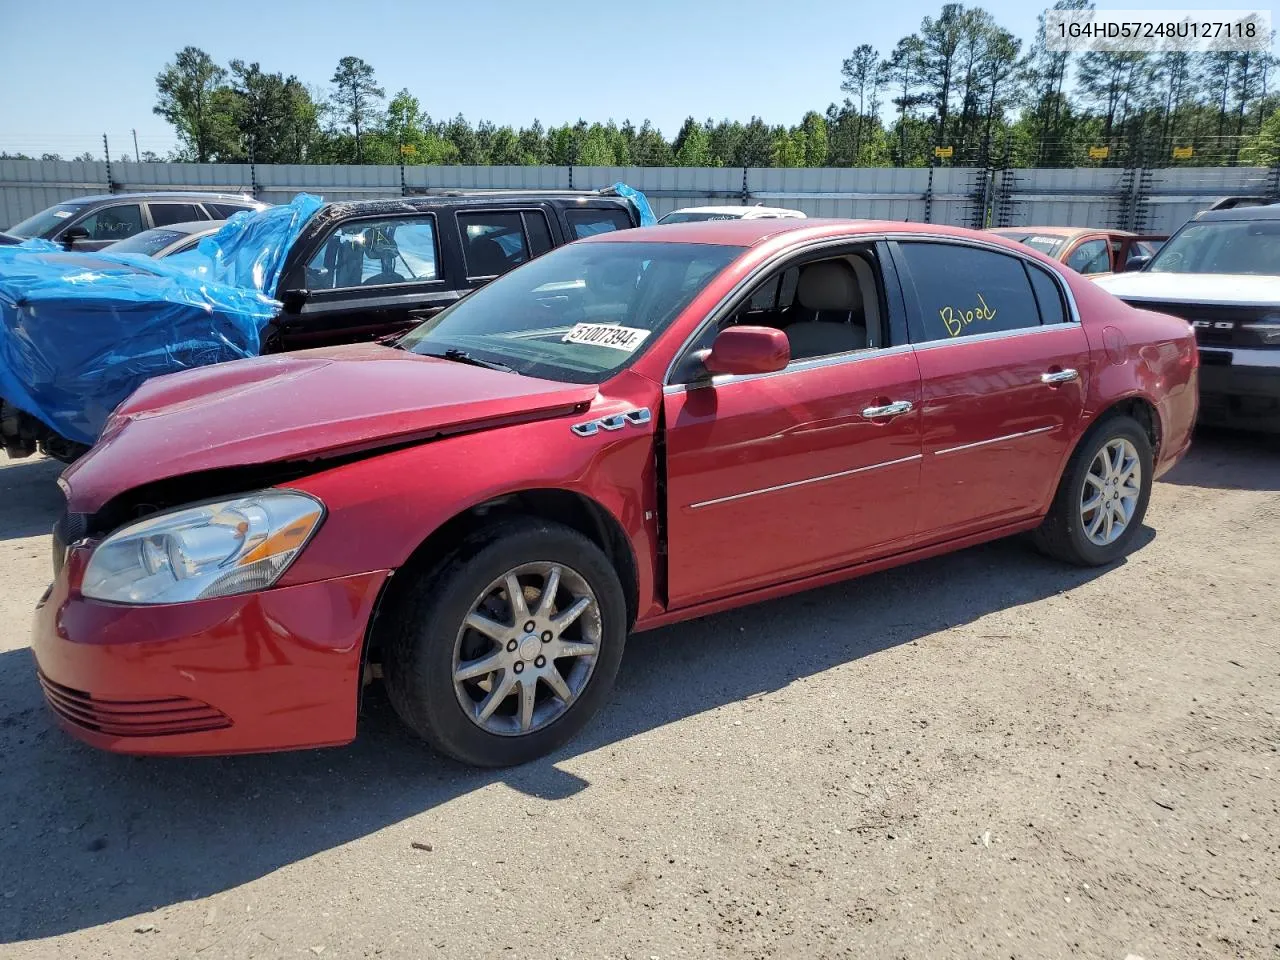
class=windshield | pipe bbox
[8,203,86,239]
[106,228,186,256]
[1148,219,1280,275]
[399,241,742,383]
[657,211,746,224]
[991,231,1066,257]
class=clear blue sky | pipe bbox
[0,0,1256,159]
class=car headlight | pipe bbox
[81,491,324,605]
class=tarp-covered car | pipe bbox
[0,185,653,461]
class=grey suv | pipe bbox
[4,192,266,251]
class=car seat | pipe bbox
[783,260,868,359]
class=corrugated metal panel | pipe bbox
[3,160,1277,234]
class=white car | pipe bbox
[1094,203,1280,432]
[657,205,807,225]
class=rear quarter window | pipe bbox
[565,207,633,239]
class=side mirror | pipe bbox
[1124,254,1151,272]
[280,289,311,313]
[61,226,89,250]
[704,326,790,376]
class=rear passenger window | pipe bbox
[898,242,1042,342]
[149,203,203,226]
[1025,262,1067,324]
[205,202,254,219]
[565,208,633,239]
[524,211,552,257]
[459,212,530,278]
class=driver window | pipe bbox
[683,249,884,369]
[304,215,439,290]
[76,204,144,241]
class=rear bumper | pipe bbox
[1197,348,1280,431]
[31,549,390,756]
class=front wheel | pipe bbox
[1033,414,1154,566]
[383,519,627,767]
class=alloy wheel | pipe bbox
[1080,437,1141,547]
[451,561,601,737]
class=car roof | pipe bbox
[582,217,1001,247]
[667,205,804,215]
[1196,203,1280,222]
[990,226,1135,239]
[55,192,261,205]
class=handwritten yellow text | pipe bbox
[939,293,996,337]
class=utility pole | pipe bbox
[132,128,140,161]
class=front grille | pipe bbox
[37,672,231,737]
[1121,300,1280,350]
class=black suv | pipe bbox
[4,192,266,251]
[265,190,639,350]
[1096,202,1280,432]
[0,188,641,461]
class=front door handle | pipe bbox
[862,400,914,420]
[1041,368,1079,384]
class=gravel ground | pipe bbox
[0,430,1276,960]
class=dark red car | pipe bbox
[33,219,1199,767]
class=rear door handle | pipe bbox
[862,400,914,420]
[1040,368,1079,384]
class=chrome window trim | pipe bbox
[662,342,915,396]
[934,425,1057,456]
[662,234,891,387]
[886,232,1083,327]
[688,453,923,509]
[909,322,1081,353]
[661,231,1083,389]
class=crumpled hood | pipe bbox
[1094,271,1280,307]
[61,342,598,513]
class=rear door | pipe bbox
[456,207,557,289]
[147,200,209,228]
[891,239,1090,540]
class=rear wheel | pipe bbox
[1033,414,1153,566]
[383,519,627,767]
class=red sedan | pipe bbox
[33,219,1199,767]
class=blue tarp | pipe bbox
[608,182,657,226]
[0,194,323,445]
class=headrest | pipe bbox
[797,261,861,311]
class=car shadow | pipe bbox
[1161,426,1280,491]
[0,456,63,541]
[0,525,1143,943]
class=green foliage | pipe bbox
[149,14,1280,170]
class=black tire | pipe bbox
[1033,413,1154,567]
[382,518,627,767]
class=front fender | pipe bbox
[278,394,663,619]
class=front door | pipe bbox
[662,245,923,608]
[891,239,1090,539]
[276,213,449,350]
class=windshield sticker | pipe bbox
[940,293,997,337]
[1027,235,1060,246]
[562,322,651,352]
[52,210,74,219]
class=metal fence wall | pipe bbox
[3,158,1276,234]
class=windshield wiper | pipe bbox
[418,347,516,373]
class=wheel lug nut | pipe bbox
[506,640,518,652]
[514,661,524,674]
[541,630,552,642]
[535,655,546,668]
[524,620,536,633]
